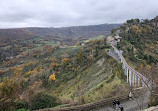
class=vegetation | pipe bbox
[116,16,158,105]
[30,92,57,110]
[0,31,127,110]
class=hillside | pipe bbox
[116,16,158,82]
[0,34,128,110]
[115,16,158,105]
[0,24,120,64]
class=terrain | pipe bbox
[0,23,127,110]
[116,16,158,85]
[0,16,158,111]
[0,24,120,64]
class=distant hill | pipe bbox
[0,23,120,62]
[0,29,36,47]
[23,24,121,39]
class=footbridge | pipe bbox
[111,44,152,89]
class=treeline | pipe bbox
[118,16,158,65]
[117,16,158,104]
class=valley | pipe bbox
[0,16,158,111]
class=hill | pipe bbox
[0,34,128,110]
[0,24,120,64]
[23,24,121,39]
[116,16,158,78]
[115,16,158,105]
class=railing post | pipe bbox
[126,67,128,83]
[133,72,135,87]
[111,44,151,89]
[129,70,132,86]
[138,77,140,87]
[135,74,137,87]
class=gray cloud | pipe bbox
[0,0,158,28]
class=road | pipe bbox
[91,88,150,111]
[92,38,151,111]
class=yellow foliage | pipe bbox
[33,65,43,72]
[32,68,38,72]
[10,66,24,77]
[25,61,37,67]
[49,73,56,81]
[25,70,38,76]
[146,65,151,70]
[89,54,93,60]
[140,64,143,70]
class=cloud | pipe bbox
[0,0,157,28]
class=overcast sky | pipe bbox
[0,0,158,28]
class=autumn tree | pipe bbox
[49,73,56,82]
[0,70,3,75]
[0,78,22,110]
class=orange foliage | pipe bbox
[9,66,24,77]
[62,58,70,62]
[49,62,57,68]
[89,39,93,43]
[0,70,3,74]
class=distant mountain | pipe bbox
[23,24,121,39]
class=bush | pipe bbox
[30,92,57,110]
[16,108,30,111]
[15,101,28,109]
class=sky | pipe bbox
[0,0,158,28]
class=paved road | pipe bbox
[92,89,150,111]
[108,49,120,63]
[93,38,151,111]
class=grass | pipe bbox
[43,40,60,46]
[15,108,30,111]
[50,57,128,104]
[84,35,105,43]
[82,65,127,103]
[53,46,81,56]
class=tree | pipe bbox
[49,73,56,81]
[0,78,22,110]
[62,58,70,63]
[0,70,3,75]
[30,92,57,110]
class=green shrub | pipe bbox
[16,108,30,111]
[30,92,57,110]
[15,101,28,109]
